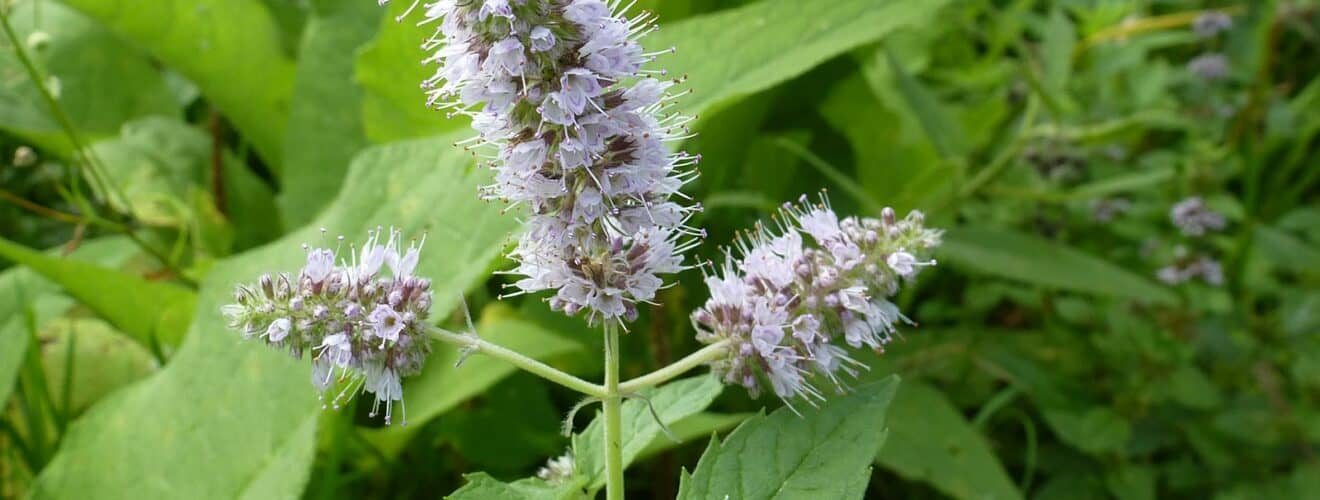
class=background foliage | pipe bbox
[1,0,1318,498]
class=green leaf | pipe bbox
[1254,225,1320,276]
[574,375,724,492]
[0,238,137,408]
[37,317,157,415]
[819,73,950,213]
[1042,407,1131,456]
[354,1,469,142]
[363,305,585,457]
[940,227,1179,305]
[876,381,1023,500]
[1040,9,1076,95]
[0,1,177,152]
[677,376,901,500]
[29,132,517,499]
[0,235,196,350]
[278,0,381,226]
[1105,465,1155,500]
[58,0,296,166]
[90,116,282,249]
[658,0,951,120]
[880,47,968,159]
[447,473,587,500]
[636,412,752,462]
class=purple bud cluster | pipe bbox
[1193,11,1233,39]
[221,228,432,425]
[692,196,941,403]
[1160,197,1227,287]
[1170,196,1226,237]
[395,0,700,324]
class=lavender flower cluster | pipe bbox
[692,196,941,402]
[222,228,432,425]
[1157,247,1224,286]
[1170,196,1226,237]
[401,0,700,324]
[1159,197,1228,286]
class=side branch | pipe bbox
[427,326,607,398]
[619,340,729,394]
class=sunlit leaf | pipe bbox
[677,376,900,500]
[279,0,381,226]
[29,132,517,499]
[0,235,195,350]
[58,0,296,166]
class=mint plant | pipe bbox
[215,1,941,497]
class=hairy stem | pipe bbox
[602,323,624,500]
[619,339,728,394]
[427,326,606,398]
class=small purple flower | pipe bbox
[368,304,405,343]
[303,248,335,284]
[266,318,292,342]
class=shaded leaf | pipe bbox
[0,1,177,152]
[877,381,1023,500]
[940,227,1178,305]
[676,376,900,500]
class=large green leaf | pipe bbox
[57,0,296,166]
[656,0,951,119]
[877,381,1023,500]
[0,238,137,408]
[0,1,177,152]
[940,227,1179,305]
[677,376,901,500]
[573,375,724,492]
[29,133,518,499]
[278,0,380,226]
[0,235,195,350]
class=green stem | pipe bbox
[427,326,605,398]
[602,323,624,500]
[619,339,728,394]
